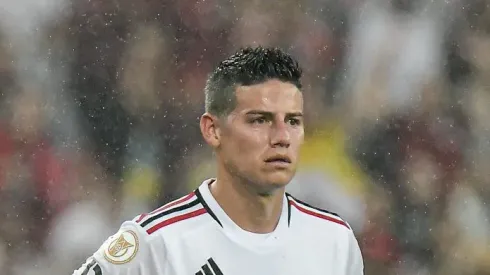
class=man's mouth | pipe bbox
[265,156,291,163]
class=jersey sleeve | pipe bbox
[72,220,162,275]
[345,229,364,275]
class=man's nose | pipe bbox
[270,122,290,148]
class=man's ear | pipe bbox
[200,112,221,148]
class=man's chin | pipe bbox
[263,172,294,188]
[239,170,295,195]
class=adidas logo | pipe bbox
[195,257,223,275]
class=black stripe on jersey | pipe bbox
[140,198,200,228]
[93,264,102,275]
[81,259,96,275]
[208,258,224,275]
[195,271,204,275]
[202,263,214,275]
[287,194,292,226]
[286,193,341,218]
[195,188,223,227]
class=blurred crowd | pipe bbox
[0,0,490,274]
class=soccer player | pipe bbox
[73,46,364,275]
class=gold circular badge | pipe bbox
[103,230,139,264]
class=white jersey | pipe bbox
[73,179,364,275]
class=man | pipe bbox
[73,46,364,275]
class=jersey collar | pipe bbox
[195,178,291,247]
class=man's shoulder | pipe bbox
[72,220,154,275]
[286,193,352,232]
[98,220,149,266]
[72,192,214,275]
[133,191,213,237]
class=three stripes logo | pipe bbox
[195,258,224,275]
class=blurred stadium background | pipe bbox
[1,0,490,274]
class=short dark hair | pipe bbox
[204,46,303,117]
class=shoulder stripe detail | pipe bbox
[151,192,195,215]
[147,208,207,234]
[195,188,223,227]
[135,214,147,223]
[136,193,196,223]
[286,193,341,218]
[140,198,199,228]
[288,197,350,229]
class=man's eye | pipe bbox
[288,118,301,126]
[251,117,267,124]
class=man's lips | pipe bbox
[264,155,291,163]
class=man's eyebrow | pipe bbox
[287,112,303,117]
[245,110,303,117]
[245,110,273,116]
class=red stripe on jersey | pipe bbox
[289,200,349,229]
[147,208,207,234]
[152,193,196,215]
[136,213,147,223]
[136,193,196,224]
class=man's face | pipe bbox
[218,79,304,192]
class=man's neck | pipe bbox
[209,175,285,234]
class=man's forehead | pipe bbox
[233,80,303,112]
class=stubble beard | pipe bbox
[224,160,291,197]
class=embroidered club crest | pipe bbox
[103,230,139,264]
